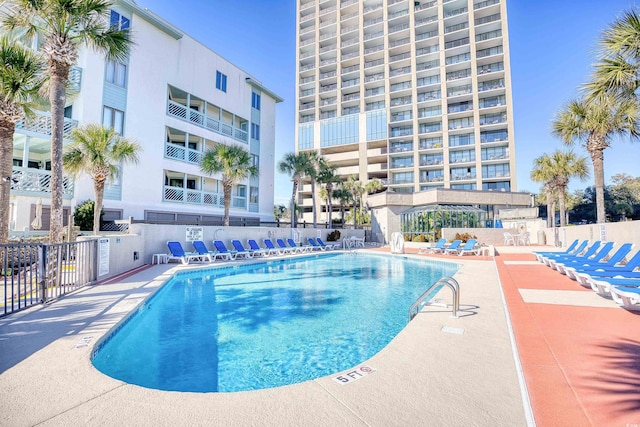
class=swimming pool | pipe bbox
[92,253,458,392]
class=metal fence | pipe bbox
[1,240,98,318]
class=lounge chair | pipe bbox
[548,241,602,270]
[565,243,634,282]
[554,242,614,274]
[307,237,326,251]
[534,239,580,263]
[167,241,205,265]
[231,240,254,259]
[418,238,447,254]
[503,232,515,246]
[287,238,310,253]
[276,238,297,254]
[264,238,286,255]
[540,240,589,265]
[456,239,481,256]
[609,285,640,311]
[317,238,341,250]
[442,239,462,255]
[212,240,236,261]
[247,239,268,257]
[191,240,216,262]
[586,274,640,295]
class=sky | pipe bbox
[135,0,640,204]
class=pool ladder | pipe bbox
[409,277,460,321]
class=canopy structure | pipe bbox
[400,204,488,241]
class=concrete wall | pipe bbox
[542,220,640,248]
[442,219,547,246]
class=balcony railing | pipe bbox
[167,100,248,143]
[10,167,74,198]
[15,111,78,139]
[165,142,203,165]
[164,185,227,208]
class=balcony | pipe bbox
[167,100,248,143]
[10,167,74,198]
[165,142,203,165]
[164,185,229,208]
[15,111,78,139]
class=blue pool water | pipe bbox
[92,253,458,392]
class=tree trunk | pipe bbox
[550,200,556,228]
[311,178,317,228]
[545,189,553,228]
[291,178,298,229]
[327,185,333,229]
[223,181,232,226]
[93,179,105,235]
[558,186,566,227]
[0,121,15,244]
[340,203,345,228]
[589,145,607,223]
[49,62,70,243]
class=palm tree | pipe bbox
[278,152,311,228]
[200,144,258,227]
[3,0,132,243]
[531,154,556,228]
[0,36,45,243]
[344,176,365,228]
[63,124,140,235]
[552,94,639,223]
[586,10,640,100]
[365,177,384,195]
[316,159,337,228]
[332,188,351,228]
[304,151,321,228]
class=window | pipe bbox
[252,92,261,110]
[103,106,124,135]
[298,123,314,150]
[250,154,259,168]
[251,123,260,140]
[110,10,130,30]
[105,60,127,87]
[249,186,259,204]
[216,71,227,92]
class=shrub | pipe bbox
[74,200,103,231]
[327,230,341,241]
[454,232,477,242]
[412,234,426,242]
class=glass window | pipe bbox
[251,123,260,140]
[252,92,261,110]
[105,60,126,87]
[216,71,227,92]
[320,115,359,147]
[298,123,314,150]
[250,186,259,204]
[250,154,259,168]
[103,106,125,135]
[110,10,130,30]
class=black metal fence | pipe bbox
[1,240,98,318]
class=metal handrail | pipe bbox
[409,276,460,320]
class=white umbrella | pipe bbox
[31,199,42,230]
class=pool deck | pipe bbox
[0,247,638,426]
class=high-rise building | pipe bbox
[295,0,515,222]
[9,0,282,233]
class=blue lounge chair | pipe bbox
[609,285,640,311]
[191,240,216,262]
[231,240,254,259]
[212,240,236,261]
[548,241,602,269]
[276,238,296,254]
[565,243,634,281]
[264,238,286,255]
[455,239,481,256]
[540,240,589,265]
[534,239,580,262]
[442,240,462,255]
[307,237,325,251]
[555,242,614,274]
[247,239,268,257]
[574,249,640,279]
[317,237,341,250]
[587,274,640,295]
[418,238,447,254]
[167,241,205,265]
[287,238,310,253]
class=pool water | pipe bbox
[92,253,458,392]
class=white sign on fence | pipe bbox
[98,238,110,277]
[186,226,203,242]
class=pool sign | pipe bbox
[333,365,376,385]
[186,226,203,242]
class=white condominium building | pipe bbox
[295,0,515,219]
[10,0,282,232]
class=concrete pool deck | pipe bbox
[1,246,635,425]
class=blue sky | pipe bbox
[136,0,640,204]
